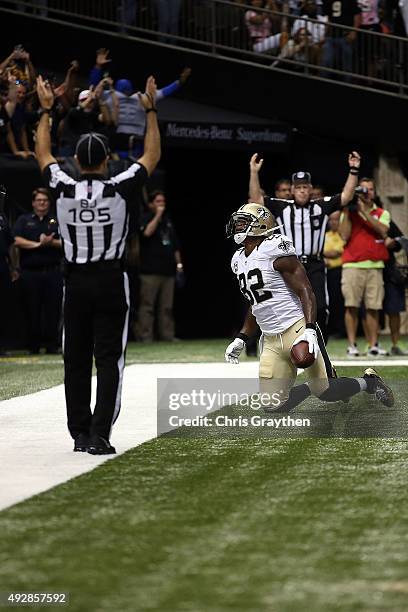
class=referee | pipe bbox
[249,152,361,341]
[35,75,160,455]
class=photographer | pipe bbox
[339,177,390,357]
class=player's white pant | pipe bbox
[259,317,330,406]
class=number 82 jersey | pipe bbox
[231,234,304,334]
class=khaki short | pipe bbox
[341,267,384,310]
[259,317,330,404]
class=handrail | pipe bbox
[0,0,406,98]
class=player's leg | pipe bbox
[268,320,331,413]
[313,324,393,406]
[259,330,297,409]
[306,261,329,343]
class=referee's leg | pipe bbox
[305,261,329,343]
[63,274,94,439]
[93,270,130,440]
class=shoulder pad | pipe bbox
[260,234,296,258]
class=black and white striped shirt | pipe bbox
[264,195,341,257]
[43,162,147,264]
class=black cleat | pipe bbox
[74,433,90,452]
[364,368,394,407]
[87,434,116,455]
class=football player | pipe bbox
[225,203,394,412]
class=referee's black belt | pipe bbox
[64,259,123,272]
[298,254,323,264]
[22,264,61,272]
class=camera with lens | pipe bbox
[346,185,368,212]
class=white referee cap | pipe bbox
[292,171,312,184]
[75,133,110,168]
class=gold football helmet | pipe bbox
[226,203,278,244]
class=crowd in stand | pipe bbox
[0,46,191,161]
[0,45,188,353]
[241,0,405,76]
[0,36,407,356]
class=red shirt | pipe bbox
[342,206,389,264]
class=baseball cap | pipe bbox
[115,79,133,94]
[292,171,312,184]
[75,133,110,167]
[78,89,91,102]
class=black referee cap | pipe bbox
[75,133,110,168]
[292,171,312,185]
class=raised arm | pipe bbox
[156,67,191,102]
[5,75,17,118]
[340,151,360,207]
[137,76,161,176]
[89,48,111,87]
[249,153,264,204]
[54,60,80,110]
[143,205,165,237]
[35,75,57,172]
[339,209,352,242]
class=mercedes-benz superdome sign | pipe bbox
[163,121,291,151]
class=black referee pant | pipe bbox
[62,261,129,441]
[302,259,329,343]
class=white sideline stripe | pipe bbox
[0,361,258,511]
[332,360,408,367]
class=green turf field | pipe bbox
[1,338,407,611]
[0,336,407,401]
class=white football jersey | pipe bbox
[231,234,304,334]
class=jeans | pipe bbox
[154,0,182,43]
[321,36,354,80]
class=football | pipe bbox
[290,341,315,368]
